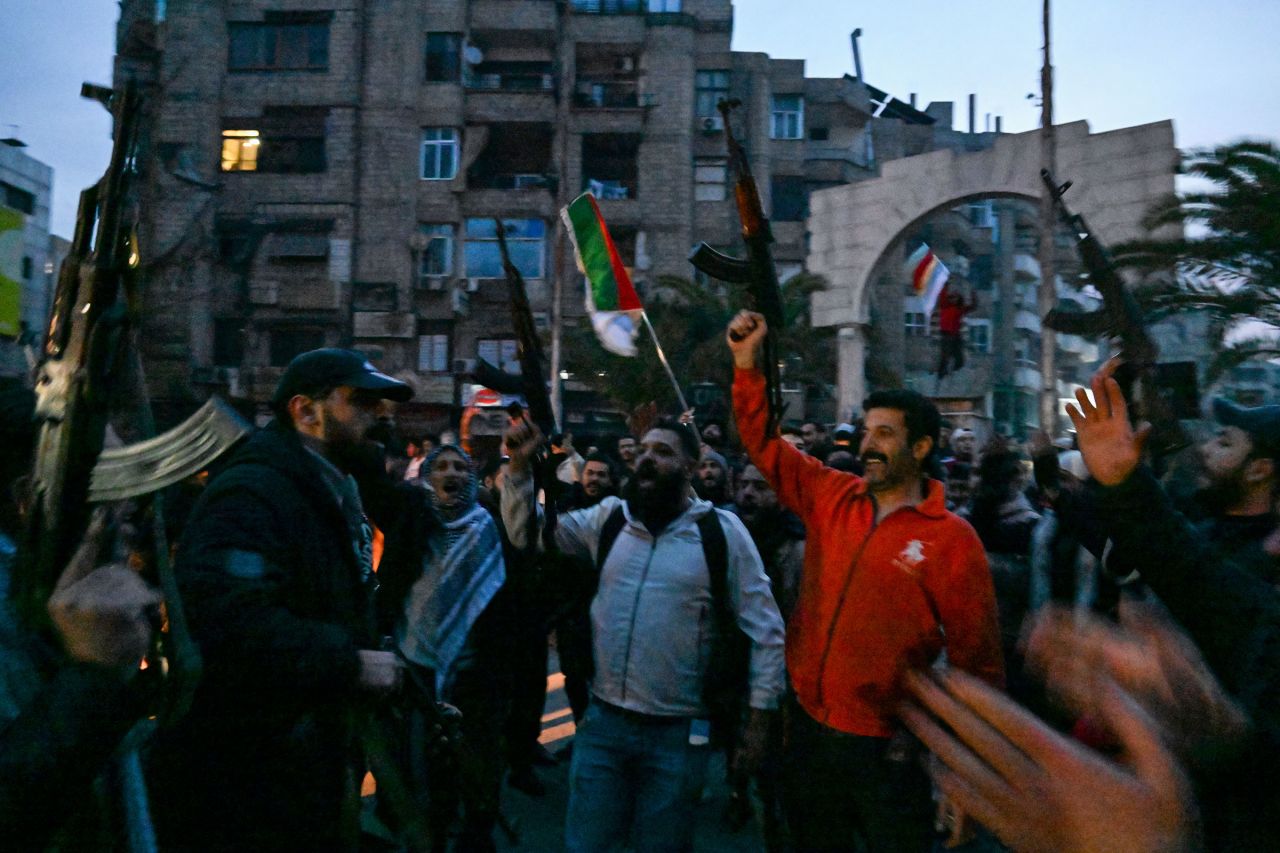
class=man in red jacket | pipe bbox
[936,285,977,379]
[728,310,1003,852]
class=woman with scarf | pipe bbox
[378,444,512,853]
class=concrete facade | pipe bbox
[0,140,56,376]
[807,119,1179,421]
[115,0,1014,430]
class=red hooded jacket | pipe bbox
[734,368,1004,737]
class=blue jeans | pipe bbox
[565,701,711,853]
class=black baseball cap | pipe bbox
[1212,397,1280,460]
[272,348,413,406]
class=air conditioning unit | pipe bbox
[419,275,447,291]
[466,277,482,292]
[701,115,724,133]
[513,173,547,189]
[409,232,430,251]
[615,56,635,73]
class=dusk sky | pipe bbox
[3,0,1279,237]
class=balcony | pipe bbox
[465,65,555,93]
[465,63,556,122]
[470,0,558,34]
[571,0,645,13]
[573,80,650,110]
[1013,251,1039,282]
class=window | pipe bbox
[465,218,544,278]
[808,127,830,141]
[212,319,245,367]
[966,318,991,353]
[582,133,640,199]
[477,338,519,374]
[770,94,803,140]
[20,257,32,280]
[904,312,928,337]
[694,158,726,202]
[770,175,807,222]
[270,327,325,367]
[421,128,459,180]
[228,19,329,71]
[418,322,452,374]
[425,33,462,82]
[647,0,681,10]
[221,130,261,171]
[221,109,328,173]
[695,71,729,118]
[1,182,35,215]
[417,223,455,283]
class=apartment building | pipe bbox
[117,0,975,430]
[0,138,55,377]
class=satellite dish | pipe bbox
[463,44,484,65]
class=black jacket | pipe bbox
[1097,467,1280,851]
[148,422,376,851]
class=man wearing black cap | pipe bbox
[1191,398,1280,582]
[148,349,413,852]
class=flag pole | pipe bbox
[640,311,691,415]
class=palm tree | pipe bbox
[560,272,834,415]
[1114,140,1280,376]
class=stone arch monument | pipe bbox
[807,120,1178,418]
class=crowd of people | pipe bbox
[3,312,1280,853]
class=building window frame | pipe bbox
[770,94,804,140]
[424,32,463,83]
[228,20,330,72]
[464,218,545,279]
[695,70,730,119]
[966,318,992,353]
[417,223,455,284]
[421,128,460,180]
[418,321,453,374]
[694,157,727,202]
[476,337,520,374]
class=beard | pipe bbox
[693,475,727,504]
[1196,468,1248,515]
[861,449,916,493]
[624,460,687,519]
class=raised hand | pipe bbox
[726,310,767,370]
[503,416,544,477]
[1066,357,1153,486]
[901,667,1200,853]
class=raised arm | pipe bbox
[727,311,861,523]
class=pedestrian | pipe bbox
[729,310,1003,852]
[501,417,786,853]
[936,285,976,379]
[147,348,411,852]
[694,446,736,509]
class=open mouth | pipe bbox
[440,480,463,497]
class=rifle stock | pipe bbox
[689,99,787,433]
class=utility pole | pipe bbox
[1037,0,1058,433]
[548,5,570,426]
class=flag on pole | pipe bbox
[561,192,643,357]
[905,243,950,321]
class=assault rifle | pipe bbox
[1040,168,1188,456]
[689,99,788,434]
[494,218,557,437]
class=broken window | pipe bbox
[582,133,640,200]
[467,124,552,189]
[464,219,544,279]
[770,94,804,140]
[228,17,329,71]
[770,175,807,221]
[425,33,462,82]
[221,108,327,173]
[421,128,460,180]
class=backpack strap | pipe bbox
[695,510,730,618]
[595,504,628,572]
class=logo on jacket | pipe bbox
[893,540,928,576]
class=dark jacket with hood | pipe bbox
[148,420,377,852]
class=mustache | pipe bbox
[861,451,888,465]
[636,460,659,478]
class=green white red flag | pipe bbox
[561,192,643,357]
